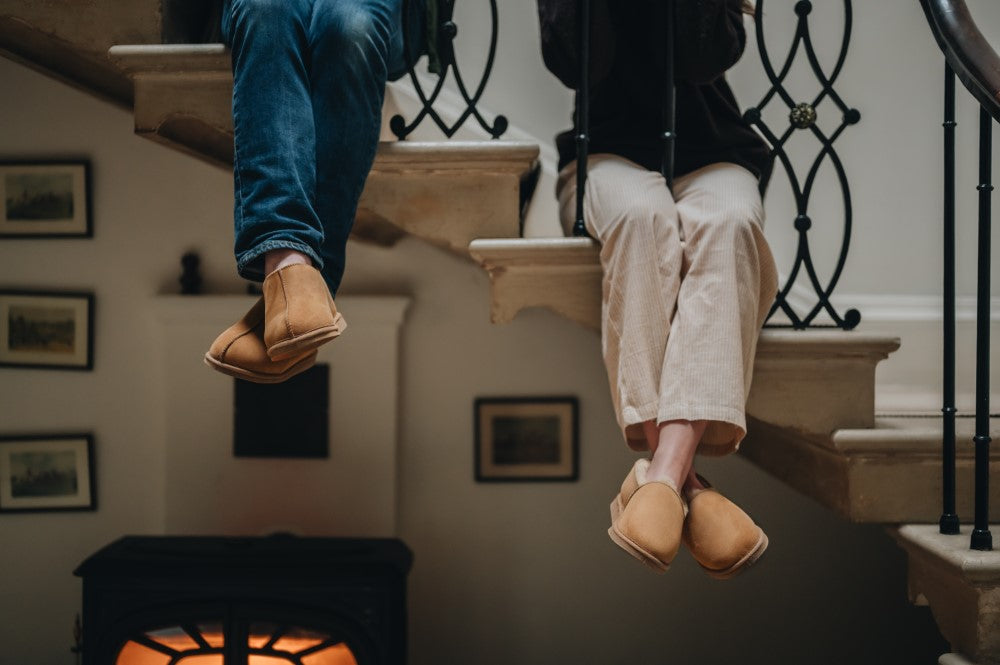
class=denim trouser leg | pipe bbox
[222,0,405,295]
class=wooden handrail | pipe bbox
[921,0,1000,121]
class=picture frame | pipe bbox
[0,161,92,238]
[0,434,96,513]
[474,397,579,482]
[0,290,95,370]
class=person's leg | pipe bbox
[663,162,778,577]
[660,162,778,458]
[557,154,684,441]
[207,0,350,382]
[559,155,696,572]
[309,0,405,296]
[222,0,325,283]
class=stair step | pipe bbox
[471,237,899,432]
[109,43,230,74]
[0,3,163,105]
[893,525,1000,664]
[469,238,601,330]
[741,416,1000,523]
[108,44,540,253]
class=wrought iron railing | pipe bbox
[392,0,508,139]
[572,0,860,330]
[570,0,680,237]
[746,0,860,330]
[921,0,997,551]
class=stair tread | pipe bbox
[832,416,1000,453]
[109,43,229,73]
[895,525,1000,582]
[470,237,599,265]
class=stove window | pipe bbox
[115,623,359,664]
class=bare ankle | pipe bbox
[644,420,708,491]
[683,469,707,493]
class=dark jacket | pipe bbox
[537,0,772,181]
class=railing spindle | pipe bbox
[941,64,960,535]
[661,0,676,189]
[572,0,591,238]
[971,106,994,551]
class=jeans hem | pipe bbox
[236,240,323,282]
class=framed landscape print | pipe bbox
[0,435,96,513]
[0,290,94,370]
[475,397,579,482]
[0,161,92,238]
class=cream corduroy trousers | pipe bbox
[558,155,778,456]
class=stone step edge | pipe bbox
[469,237,599,266]
[109,44,229,74]
[472,240,899,349]
[470,237,903,356]
[833,417,1000,454]
[893,524,1000,585]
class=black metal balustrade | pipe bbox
[392,0,508,140]
[572,0,860,328]
[746,0,860,330]
[921,0,996,551]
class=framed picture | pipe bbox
[475,397,579,482]
[0,161,92,238]
[0,290,94,370]
[0,435,96,512]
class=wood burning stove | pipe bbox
[74,535,412,665]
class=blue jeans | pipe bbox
[221,0,416,295]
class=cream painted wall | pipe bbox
[0,1,992,662]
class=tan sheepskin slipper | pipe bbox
[262,264,347,361]
[608,459,687,573]
[205,297,318,384]
[682,476,768,580]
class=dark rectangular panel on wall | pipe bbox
[233,364,329,458]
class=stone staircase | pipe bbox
[472,235,1000,664]
[107,44,539,255]
[1,6,998,662]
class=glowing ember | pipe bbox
[115,626,358,665]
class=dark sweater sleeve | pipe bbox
[536,0,616,89]
[674,0,747,84]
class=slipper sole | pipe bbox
[204,351,316,384]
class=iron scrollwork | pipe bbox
[392,0,508,140]
[747,0,861,330]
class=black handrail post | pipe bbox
[661,0,676,189]
[572,0,591,238]
[940,64,960,535]
[970,106,994,551]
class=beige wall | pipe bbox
[2,1,996,662]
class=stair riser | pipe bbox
[134,75,233,165]
[748,357,879,433]
[483,267,601,331]
[742,422,1000,523]
[360,172,523,254]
